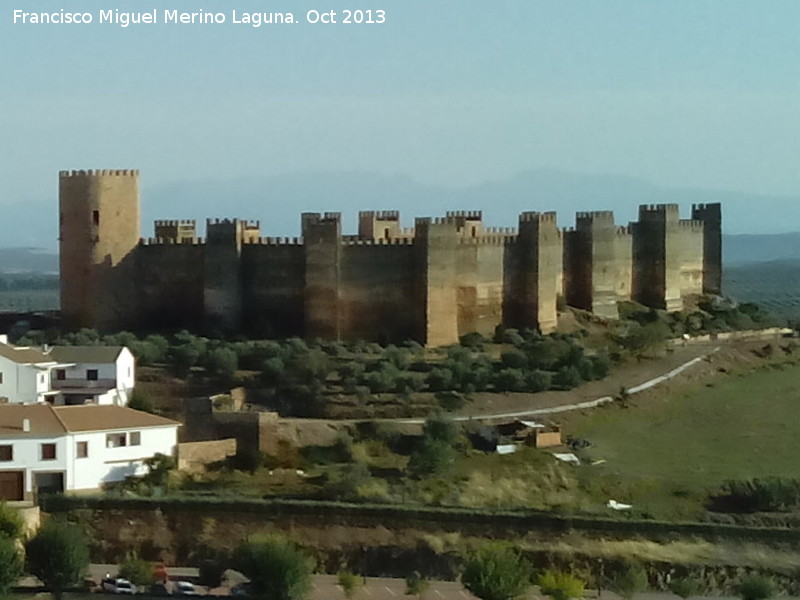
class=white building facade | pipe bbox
[0,404,179,501]
[48,346,136,406]
[0,341,136,407]
[0,343,59,404]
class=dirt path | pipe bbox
[401,333,789,424]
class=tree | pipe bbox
[405,571,429,600]
[118,552,153,590]
[669,576,703,599]
[206,347,239,383]
[537,569,585,600]
[0,534,23,596]
[737,575,775,600]
[610,563,648,600]
[128,389,157,414]
[233,535,314,600]
[461,543,531,600]
[198,555,229,590]
[408,438,456,478]
[142,453,177,490]
[338,571,363,599]
[25,519,90,600]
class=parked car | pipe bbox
[174,581,199,596]
[102,578,137,594]
[231,582,252,597]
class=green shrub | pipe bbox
[461,542,531,600]
[736,575,775,600]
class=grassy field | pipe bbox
[563,358,800,518]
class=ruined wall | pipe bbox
[241,240,306,338]
[177,439,237,473]
[338,241,417,343]
[136,242,205,331]
[59,169,141,331]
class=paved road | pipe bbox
[84,566,785,600]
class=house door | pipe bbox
[34,472,64,496]
[0,471,24,501]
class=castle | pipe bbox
[58,169,721,346]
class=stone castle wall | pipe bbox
[57,170,722,346]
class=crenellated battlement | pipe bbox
[59,169,139,178]
[445,210,482,220]
[679,219,704,230]
[484,227,517,236]
[343,237,415,246]
[359,210,400,221]
[154,219,196,227]
[140,237,205,246]
[576,210,614,220]
[59,165,722,345]
[244,236,303,246]
[458,235,509,246]
[519,211,557,223]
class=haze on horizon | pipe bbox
[3,0,800,244]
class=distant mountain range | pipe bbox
[6,168,800,249]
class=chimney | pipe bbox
[22,419,30,433]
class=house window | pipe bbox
[0,372,3,384]
[56,369,66,381]
[40,443,56,461]
[87,369,98,381]
[92,210,100,226]
[76,441,88,458]
[129,432,141,446]
[106,433,126,448]
[39,374,45,384]
[0,445,12,461]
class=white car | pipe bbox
[102,578,137,594]
[174,581,200,596]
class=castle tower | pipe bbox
[154,219,197,243]
[691,203,722,295]
[632,204,682,311]
[564,211,631,319]
[507,212,562,334]
[203,218,260,333]
[59,169,141,331]
[358,211,401,240]
[303,212,343,340]
[413,217,460,346]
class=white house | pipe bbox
[47,346,135,406]
[0,342,59,404]
[0,403,179,501]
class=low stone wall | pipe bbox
[177,439,237,472]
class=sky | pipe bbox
[3,0,800,235]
